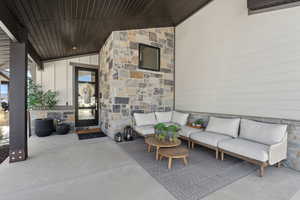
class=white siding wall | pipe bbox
[176,0,300,120]
[36,54,99,106]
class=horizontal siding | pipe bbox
[175,0,300,120]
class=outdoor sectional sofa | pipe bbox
[190,117,288,177]
[133,111,199,145]
[133,112,288,177]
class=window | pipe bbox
[0,82,8,101]
[138,44,160,71]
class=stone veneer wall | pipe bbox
[99,33,114,135]
[99,27,175,137]
[182,110,300,171]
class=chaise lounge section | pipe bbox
[190,117,288,177]
[218,119,288,177]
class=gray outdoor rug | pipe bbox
[119,139,257,200]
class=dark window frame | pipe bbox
[74,67,99,127]
[138,43,161,72]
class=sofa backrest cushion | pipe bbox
[155,112,173,123]
[240,119,287,145]
[134,113,157,127]
[171,111,189,126]
[206,117,241,138]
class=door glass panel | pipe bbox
[75,67,98,127]
[78,71,96,82]
[78,83,96,107]
[78,109,96,120]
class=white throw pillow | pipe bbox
[171,111,189,126]
[155,112,173,123]
[240,119,287,145]
[134,113,157,127]
[206,117,240,138]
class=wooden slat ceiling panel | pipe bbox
[0,28,10,69]
[248,0,300,10]
[3,0,212,61]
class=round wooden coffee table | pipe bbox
[159,146,189,169]
[145,136,181,160]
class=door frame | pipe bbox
[74,67,99,127]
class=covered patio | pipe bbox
[0,134,300,200]
[1,0,300,200]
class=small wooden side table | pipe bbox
[159,146,189,169]
[145,136,181,160]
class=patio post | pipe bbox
[9,42,28,163]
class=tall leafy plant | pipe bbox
[27,79,59,110]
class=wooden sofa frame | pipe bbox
[219,148,272,177]
[179,136,192,148]
[190,139,282,177]
[190,139,219,159]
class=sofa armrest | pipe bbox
[269,133,287,165]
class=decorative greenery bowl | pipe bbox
[154,123,180,142]
[192,119,205,127]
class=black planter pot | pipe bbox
[35,118,54,137]
[55,123,70,135]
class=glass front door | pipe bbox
[75,67,99,127]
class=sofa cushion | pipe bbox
[240,119,288,145]
[134,113,157,127]
[134,125,154,136]
[206,117,240,138]
[171,111,189,126]
[179,126,202,138]
[164,122,179,126]
[219,138,269,162]
[190,131,232,147]
[155,112,173,123]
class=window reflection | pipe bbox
[78,83,96,107]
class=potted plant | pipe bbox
[166,125,180,142]
[154,123,180,142]
[192,119,205,127]
[28,79,59,110]
[154,123,167,141]
[28,79,59,137]
[154,123,166,135]
[55,120,70,135]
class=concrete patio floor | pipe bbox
[0,134,300,200]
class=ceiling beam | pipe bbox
[0,0,43,69]
[43,51,99,63]
[27,42,43,70]
[248,0,300,11]
[0,70,9,80]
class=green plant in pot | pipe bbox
[166,125,180,142]
[27,79,59,110]
[192,119,205,127]
[154,123,180,142]
[43,90,59,109]
[27,79,59,137]
[154,123,166,134]
[154,123,167,140]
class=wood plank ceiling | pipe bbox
[3,0,212,61]
[0,28,10,69]
[248,0,300,10]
